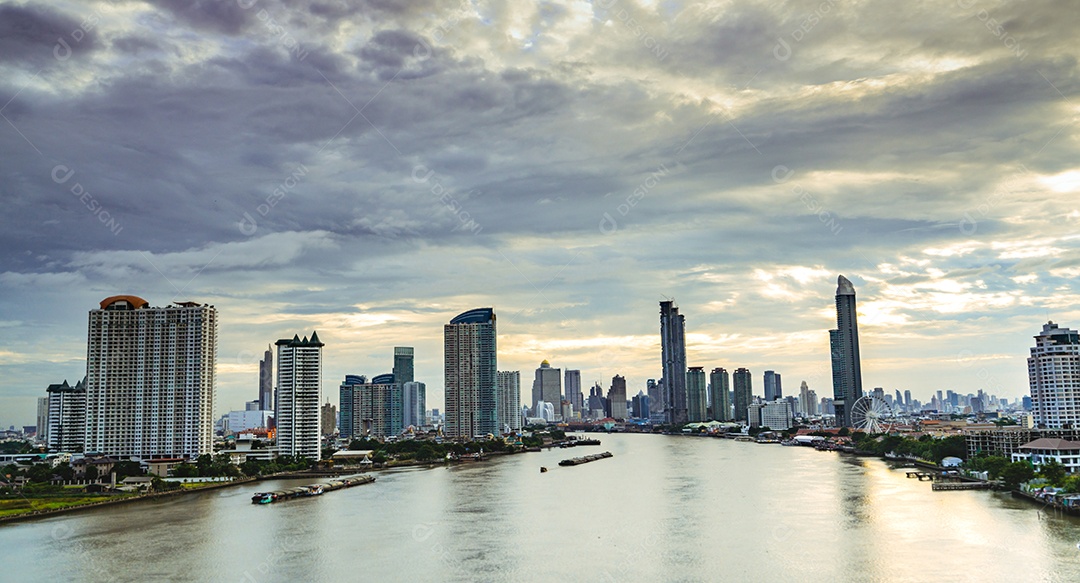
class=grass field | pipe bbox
[0,495,134,518]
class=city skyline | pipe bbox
[4,2,1080,427]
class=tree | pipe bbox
[112,461,143,480]
[837,427,850,437]
[55,462,75,481]
[85,465,100,482]
[27,463,54,483]
[1038,460,1067,486]
[1000,462,1036,490]
[174,463,198,478]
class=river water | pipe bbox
[2,433,1078,582]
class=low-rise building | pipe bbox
[1011,438,1080,474]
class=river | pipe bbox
[2,433,1078,582]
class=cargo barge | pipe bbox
[558,451,614,467]
[251,475,375,504]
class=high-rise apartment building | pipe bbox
[532,360,562,419]
[393,347,415,384]
[830,275,864,427]
[321,403,337,436]
[1029,321,1080,429]
[761,400,793,430]
[687,367,707,422]
[47,378,86,452]
[275,331,323,460]
[608,375,628,420]
[660,300,688,425]
[646,379,663,415]
[85,296,216,459]
[497,371,522,432]
[799,381,818,417]
[444,308,498,439]
[338,374,366,439]
[733,368,753,423]
[709,368,731,421]
[36,397,49,444]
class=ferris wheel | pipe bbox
[850,395,893,434]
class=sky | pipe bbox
[1,0,1078,427]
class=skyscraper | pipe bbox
[799,381,819,417]
[259,346,273,411]
[351,374,404,438]
[338,374,366,439]
[275,331,323,460]
[497,371,522,432]
[686,367,707,422]
[36,396,49,443]
[564,369,583,415]
[47,378,86,452]
[631,390,651,419]
[444,308,498,439]
[764,370,783,402]
[660,300,688,425]
[532,360,562,419]
[85,296,216,459]
[1029,321,1080,429]
[830,275,864,427]
[608,375,628,420]
[393,347,415,384]
[733,368,752,423]
[403,381,427,428]
[709,368,731,421]
[321,403,337,436]
[646,379,663,416]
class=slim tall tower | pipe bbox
[709,368,731,421]
[275,331,323,459]
[259,346,273,410]
[1029,321,1080,428]
[564,369,583,415]
[830,275,864,427]
[608,375,628,420]
[84,296,216,459]
[764,370,782,401]
[660,300,688,425]
[444,308,498,439]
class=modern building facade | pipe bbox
[761,400,793,431]
[84,296,216,459]
[497,371,522,432]
[660,300,688,425]
[1029,321,1080,429]
[686,367,707,422]
[47,379,86,452]
[830,275,864,427]
[733,368,752,423]
[36,397,49,444]
[608,375,628,420]
[799,381,818,417]
[275,331,323,459]
[338,374,366,439]
[444,308,498,439]
[532,360,562,419]
[709,368,731,421]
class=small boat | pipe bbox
[540,467,548,473]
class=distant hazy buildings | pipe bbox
[764,370,783,402]
[46,378,86,452]
[733,368,753,423]
[632,390,651,419]
[609,375,628,420]
[85,295,216,459]
[497,371,522,432]
[444,308,498,439]
[321,403,337,436]
[532,360,562,420]
[275,331,324,460]
[660,300,689,425]
[686,367,707,422]
[799,381,818,417]
[646,379,663,415]
[830,275,864,427]
[709,368,731,422]
[1029,321,1080,429]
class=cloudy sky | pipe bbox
[2,0,1078,426]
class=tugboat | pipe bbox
[251,492,274,504]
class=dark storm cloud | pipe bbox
[0,3,98,65]
[149,0,256,35]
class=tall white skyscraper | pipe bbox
[276,331,324,459]
[84,296,216,459]
[497,371,522,432]
[46,379,86,451]
[444,308,498,439]
[1029,321,1080,429]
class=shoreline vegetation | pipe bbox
[4,427,1078,524]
